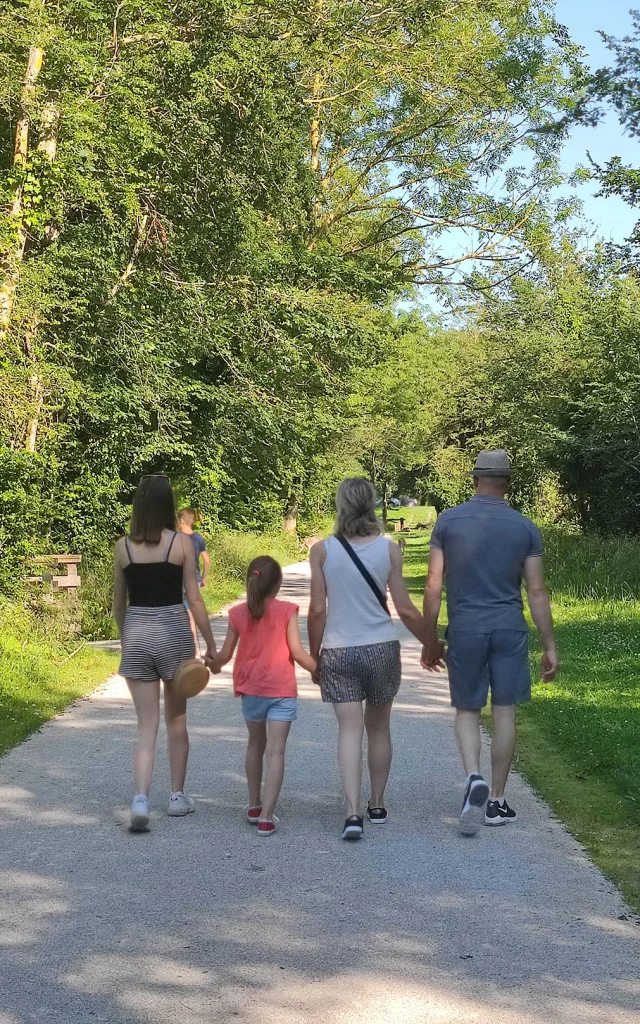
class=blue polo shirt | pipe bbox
[188,531,207,585]
[429,496,543,634]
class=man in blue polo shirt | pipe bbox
[422,450,558,835]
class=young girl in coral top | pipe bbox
[210,556,316,835]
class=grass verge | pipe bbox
[0,602,119,756]
[403,519,640,913]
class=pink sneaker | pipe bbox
[257,816,279,837]
[247,806,262,824]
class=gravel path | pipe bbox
[1,561,638,1024]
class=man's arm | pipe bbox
[387,541,429,643]
[307,541,327,663]
[524,556,559,682]
[200,546,211,588]
[421,545,445,670]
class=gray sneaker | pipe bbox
[129,794,150,832]
[168,792,196,817]
[459,774,489,836]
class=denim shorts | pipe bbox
[446,630,531,710]
[241,696,298,722]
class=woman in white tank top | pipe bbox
[308,478,428,840]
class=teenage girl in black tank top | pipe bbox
[113,475,217,833]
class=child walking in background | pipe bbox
[178,507,211,644]
[209,556,316,836]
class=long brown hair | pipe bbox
[130,475,177,544]
[246,556,282,619]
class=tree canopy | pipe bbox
[0,1,637,595]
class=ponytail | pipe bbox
[246,556,282,619]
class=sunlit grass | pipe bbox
[0,602,118,756]
[403,519,640,912]
[201,530,303,613]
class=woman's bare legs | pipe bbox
[333,702,365,817]
[126,679,160,794]
[364,699,394,807]
[261,720,292,820]
[245,720,267,808]
[164,683,190,793]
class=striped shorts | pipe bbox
[320,640,401,705]
[119,604,195,682]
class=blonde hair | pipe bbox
[334,477,382,538]
[246,556,282,619]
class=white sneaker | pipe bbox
[129,794,150,832]
[168,791,196,817]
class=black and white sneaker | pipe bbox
[367,804,388,824]
[485,799,517,826]
[458,773,489,836]
[341,815,364,840]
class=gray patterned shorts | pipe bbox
[320,641,402,705]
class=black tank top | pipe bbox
[123,532,184,607]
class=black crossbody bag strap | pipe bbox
[334,534,391,617]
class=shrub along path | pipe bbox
[0,562,638,1023]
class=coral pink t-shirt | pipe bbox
[228,599,298,698]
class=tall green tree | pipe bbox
[0,0,588,590]
[588,11,640,259]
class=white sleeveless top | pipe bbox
[322,535,398,649]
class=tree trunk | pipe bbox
[24,317,43,452]
[25,370,43,453]
[22,104,59,451]
[108,214,149,301]
[309,72,323,230]
[282,494,299,533]
[0,44,45,335]
[381,479,388,525]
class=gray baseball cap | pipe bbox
[471,449,512,477]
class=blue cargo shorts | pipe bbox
[445,629,531,710]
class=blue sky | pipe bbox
[555,0,639,242]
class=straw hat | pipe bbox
[471,449,512,477]
[171,657,210,699]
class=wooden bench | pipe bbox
[31,554,82,593]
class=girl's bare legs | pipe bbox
[126,680,161,794]
[333,702,365,817]
[364,699,394,807]
[261,720,292,821]
[164,683,190,793]
[245,720,267,808]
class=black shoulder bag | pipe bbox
[334,534,391,617]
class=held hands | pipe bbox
[541,647,559,683]
[204,649,222,674]
[421,636,446,672]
